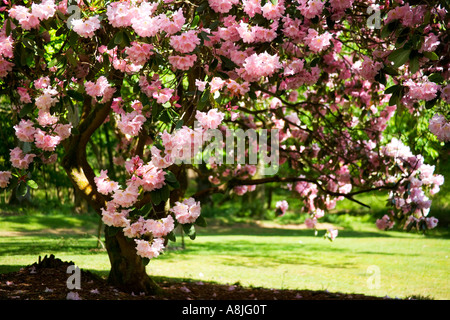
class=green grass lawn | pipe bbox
[0,210,448,300]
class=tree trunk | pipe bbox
[104,225,161,295]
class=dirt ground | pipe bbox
[0,255,392,301]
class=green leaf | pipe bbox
[195,215,207,227]
[428,73,444,84]
[114,31,124,45]
[409,55,420,74]
[165,171,180,189]
[16,182,28,198]
[220,55,238,71]
[161,185,170,202]
[388,48,411,68]
[150,189,162,205]
[167,231,176,242]
[26,180,38,189]
[67,90,84,102]
[385,85,401,95]
[196,2,208,13]
[423,51,439,61]
[5,19,11,37]
[191,15,200,28]
[182,224,196,240]
[19,103,34,118]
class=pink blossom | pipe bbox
[376,215,395,230]
[9,5,40,30]
[135,238,165,259]
[195,79,207,92]
[0,171,12,188]
[153,88,174,104]
[276,200,289,215]
[405,79,440,101]
[329,0,354,12]
[17,87,32,104]
[35,92,58,111]
[195,109,225,130]
[326,228,338,241]
[425,217,438,229]
[106,2,137,28]
[117,111,146,136]
[34,129,61,152]
[125,42,154,65]
[94,170,120,195]
[298,0,325,19]
[168,54,197,71]
[261,0,285,20]
[144,215,175,238]
[31,0,56,21]
[10,147,36,170]
[233,185,248,195]
[112,184,139,208]
[138,163,166,192]
[0,35,14,59]
[242,52,282,81]
[170,197,201,224]
[170,30,200,54]
[101,208,130,228]
[53,123,72,140]
[14,119,36,142]
[304,217,317,229]
[124,217,146,238]
[37,110,58,127]
[71,15,101,38]
[428,114,450,142]
[304,29,332,53]
[208,0,239,13]
[85,76,112,98]
[242,0,262,17]
[420,33,440,53]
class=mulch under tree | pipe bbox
[0,255,394,300]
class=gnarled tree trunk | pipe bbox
[104,226,161,294]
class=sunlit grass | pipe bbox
[0,210,448,299]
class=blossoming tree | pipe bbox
[0,0,448,293]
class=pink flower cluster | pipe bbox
[170,197,201,224]
[297,0,325,19]
[125,42,154,66]
[429,114,450,142]
[168,54,197,71]
[71,16,101,38]
[276,200,289,215]
[85,76,115,102]
[170,30,200,54]
[241,52,281,82]
[94,170,120,195]
[9,0,56,30]
[208,0,239,13]
[304,29,332,53]
[195,109,225,130]
[117,111,147,137]
[135,238,165,259]
[376,215,395,231]
[405,79,440,102]
[34,129,61,152]
[0,171,12,188]
[14,119,36,143]
[10,147,36,170]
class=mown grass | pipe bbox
[0,207,448,300]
